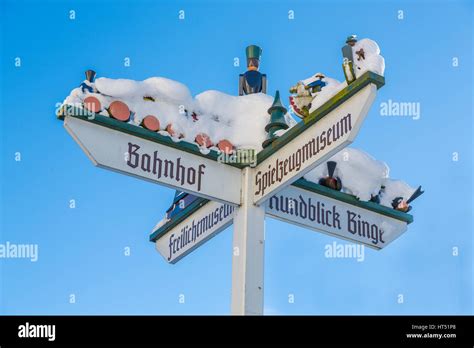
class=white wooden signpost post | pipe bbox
[61,71,411,316]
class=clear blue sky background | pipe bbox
[1,0,472,315]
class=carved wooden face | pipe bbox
[397,200,409,212]
[247,58,260,70]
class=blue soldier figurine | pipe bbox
[165,190,199,221]
[239,45,267,95]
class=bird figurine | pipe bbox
[318,161,342,191]
[355,48,365,61]
[392,186,424,212]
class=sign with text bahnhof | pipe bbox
[64,116,242,205]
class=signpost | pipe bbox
[60,70,414,316]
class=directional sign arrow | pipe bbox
[63,115,242,205]
[253,72,383,205]
[152,199,235,263]
[265,180,412,250]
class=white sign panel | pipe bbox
[64,116,242,205]
[265,185,407,250]
[155,201,235,263]
[253,84,377,205]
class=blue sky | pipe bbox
[0,0,472,315]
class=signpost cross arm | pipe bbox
[231,167,266,315]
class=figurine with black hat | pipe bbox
[391,186,424,212]
[239,45,267,96]
[370,185,424,212]
[319,161,342,191]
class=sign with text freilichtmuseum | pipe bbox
[154,200,235,263]
[64,116,242,205]
[253,84,377,205]
[265,185,408,250]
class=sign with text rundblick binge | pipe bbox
[265,185,408,250]
[253,84,377,205]
[64,116,242,205]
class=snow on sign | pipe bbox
[153,200,235,263]
[253,80,378,205]
[265,181,412,250]
[63,115,242,205]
